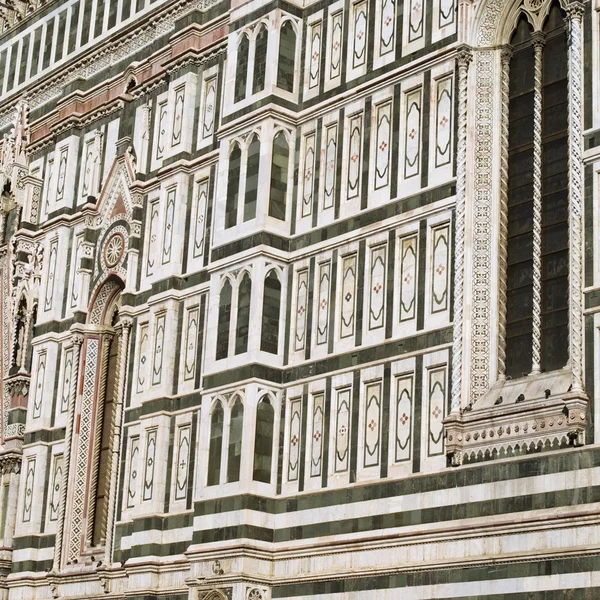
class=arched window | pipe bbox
[226,143,241,229]
[253,397,274,483]
[277,21,296,92]
[234,34,250,103]
[269,132,289,220]
[505,1,568,379]
[244,135,260,222]
[216,279,232,360]
[260,270,281,354]
[207,401,224,486]
[227,398,244,482]
[252,25,268,95]
[235,273,252,355]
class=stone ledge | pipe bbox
[444,370,588,465]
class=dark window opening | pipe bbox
[234,34,250,103]
[260,270,281,354]
[91,316,119,547]
[506,16,534,379]
[216,279,232,360]
[277,21,296,92]
[253,397,274,483]
[269,132,289,220]
[244,135,260,222]
[227,398,244,482]
[207,401,224,486]
[226,144,241,229]
[253,25,268,95]
[540,2,569,372]
[235,273,251,355]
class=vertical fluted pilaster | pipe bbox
[531,32,545,375]
[566,1,585,392]
[104,317,131,566]
[52,332,83,572]
[451,47,472,413]
[497,45,512,380]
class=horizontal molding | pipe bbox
[203,327,452,389]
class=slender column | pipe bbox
[566,2,585,392]
[451,47,472,413]
[104,317,131,565]
[52,332,83,572]
[497,45,512,380]
[86,333,112,545]
[530,32,545,375]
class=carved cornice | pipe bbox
[0,0,227,136]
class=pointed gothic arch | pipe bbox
[85,276,125,548]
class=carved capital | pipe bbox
[116,316,133,333]
[500,44,512,66]
[4,374,30,398]
[71,332,84,347]
[565,0,584,21]
[456,46,473,70]
[531,31,546,50]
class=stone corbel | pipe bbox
[4,374,30,405]
[0,452,22,475]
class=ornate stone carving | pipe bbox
[566,1,585,392]
[450,46,471,413]
[0,452,21,475]
[445,372,587,465]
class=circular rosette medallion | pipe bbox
[104,232,125,268]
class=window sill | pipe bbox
[444,369,588,466]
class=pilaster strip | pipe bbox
[104,317,131,565]
[566,1,585,392]
[450,46,471,414]
[52,331,83,572]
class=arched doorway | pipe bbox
[64,276,127,564]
